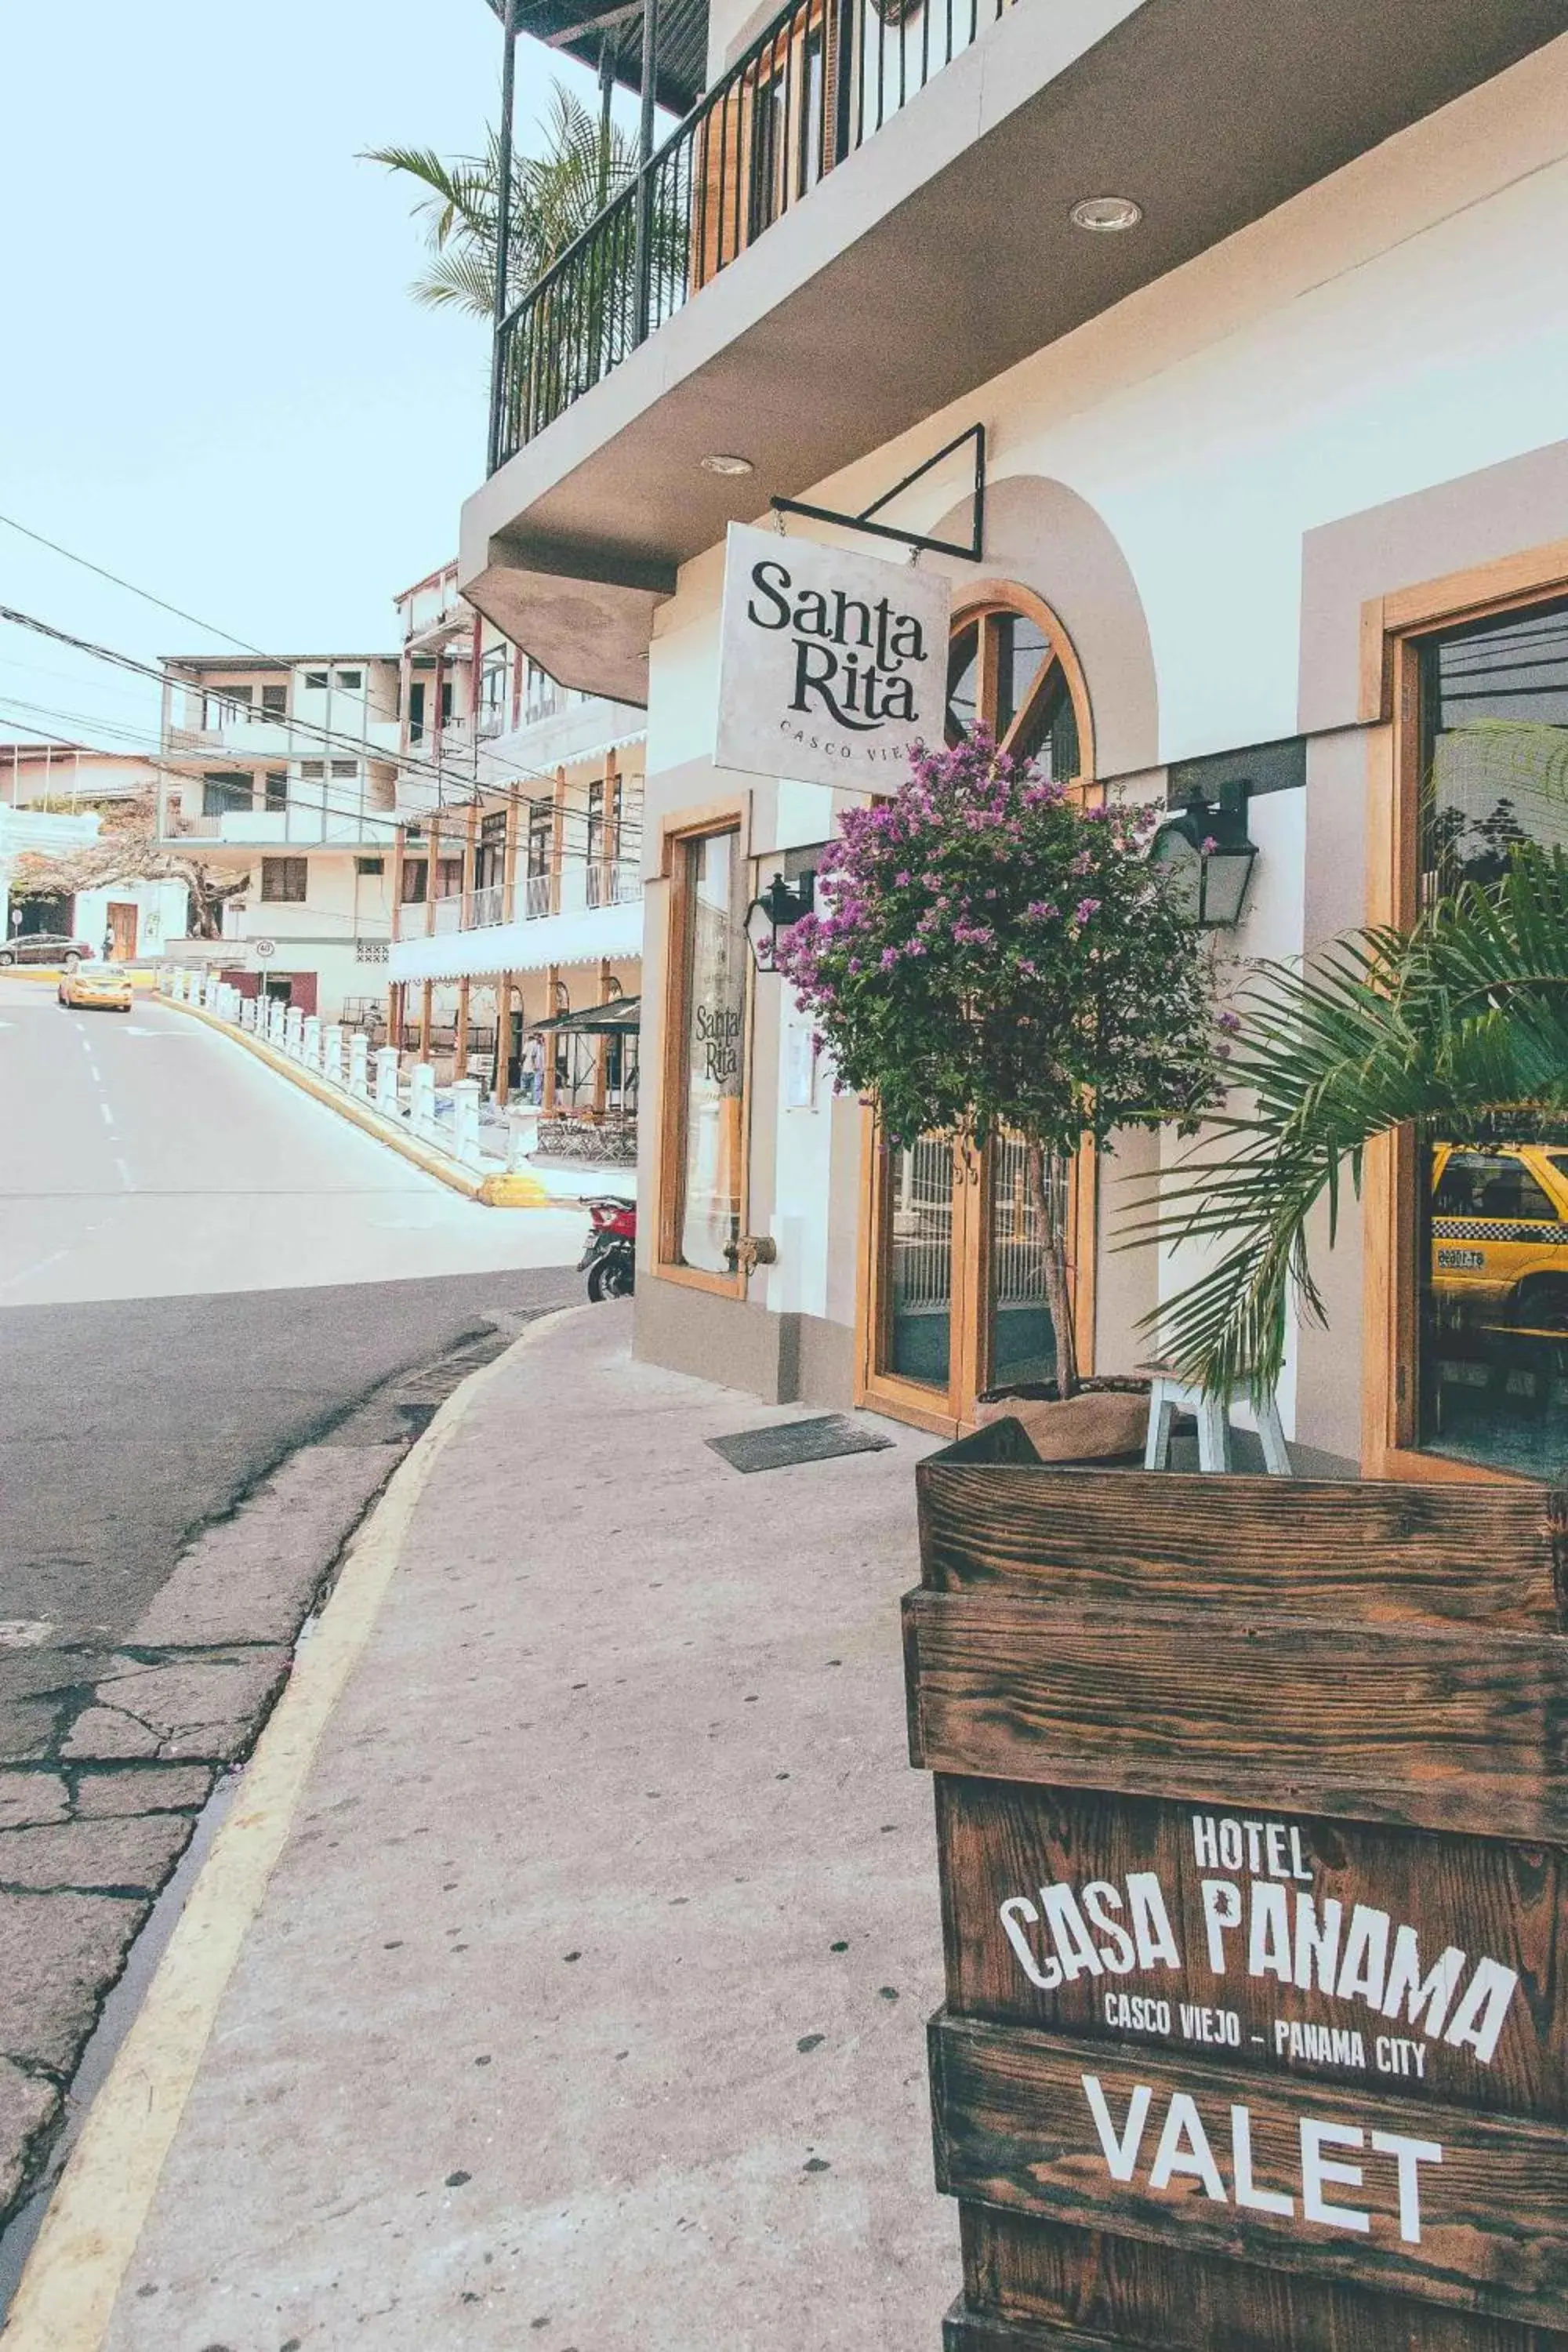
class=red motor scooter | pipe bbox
[579,1196,635,1301]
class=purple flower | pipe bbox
[1073,897,1101,924]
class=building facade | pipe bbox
[387,561,645,1120]
[154,651,405,1019]
[458,5,1568,1483]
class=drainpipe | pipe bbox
[488,0,521,475]
[631,0,659,345]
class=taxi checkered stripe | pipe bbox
[1433,1217,1568,1245]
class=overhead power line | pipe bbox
[0,608,641,852]
[0,513,645,816]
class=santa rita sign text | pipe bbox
[904,1421,1568,2350]
[714,521,951,793]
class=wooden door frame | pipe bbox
[1359,538,1568,1482]
[855,582,1098,1432]
[653,800,753,1299]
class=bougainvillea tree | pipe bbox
[774,731,1225,1399]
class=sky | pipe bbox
[0,0,633,760]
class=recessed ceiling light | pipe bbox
[700,452,754,477]
[1070,194,1143,233]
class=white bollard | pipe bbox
[374,1046,400,1114]
[239,996,256,1033]
[302,1015,321,1071]
[322,1025,343,1087]
[175,969,191,1003]
[348,1033,369,1098]
[450,1079,482,1167]
[198,973,213,1010]
[284,1006,304,1059]
[409,1062,436,1138]
[268,998,287,1047]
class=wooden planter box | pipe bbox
[904,1415,1568,2350]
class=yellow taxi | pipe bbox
[1431,1142,1568,1330]
[58,964,135,1014]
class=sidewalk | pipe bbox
[15,1306,956,2351]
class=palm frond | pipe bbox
[1123,844,1568,1398]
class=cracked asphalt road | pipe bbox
[0,978,584,2239]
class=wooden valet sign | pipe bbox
[902,1421,1568,2350]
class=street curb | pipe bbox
[162,996,554,1207]
[0,1312,572,2352]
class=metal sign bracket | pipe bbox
[770,423,985,564]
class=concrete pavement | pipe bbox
[6,1307,958,2352]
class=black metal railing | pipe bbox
[491,0,1014,467]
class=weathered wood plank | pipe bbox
[935,1779,1566,2120]
[932,2012,1568,2326]
[914,1457,1565,1628]
[956,2209,1568,2351]
[905,1592,1568,1843]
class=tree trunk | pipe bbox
[1026,1141,1079,1402]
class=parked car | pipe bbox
[0,932,93,969]
[58,967,133,1013]
[1431,1142,1568,1328]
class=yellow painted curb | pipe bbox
[164,996,555,1208]
[0,1316,565,2352]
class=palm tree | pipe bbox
[365,83,643,320]
[1134,844,1568,1399]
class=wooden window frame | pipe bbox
[1360,536,1568,1483]
[654,798,753,1300]
[855,583,1099,1435]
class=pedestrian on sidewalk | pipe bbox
[521,1029,545,1105]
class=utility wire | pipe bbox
[0,612,641,851]
[0,515,647,813]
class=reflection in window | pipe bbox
[946,626,978,743]
[1416,599,1568,1475]
[673,831,746,1275]
[988,1134,1063,1388]
[886,1134,953,1386]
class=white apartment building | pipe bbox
[387,559,645,1118]
[453,3,1568,1494]
[156,649,413,1022]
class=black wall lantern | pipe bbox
[745,868,815,971]
[1149,782,1258,928]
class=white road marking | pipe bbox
[89,1065,101,1083]
[114,1158,133,1190]
[0,1247,69,1294]
[99,1103,114,1128]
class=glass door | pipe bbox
[860,590,1095,1431]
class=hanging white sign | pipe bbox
[714,522,951,793]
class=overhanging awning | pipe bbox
[529,994,641,1036]
[484,0,708,116]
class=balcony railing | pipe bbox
[585,860,643,909]
[491,0,1011,466]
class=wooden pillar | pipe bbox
[419,979,433,1059]
[550,764,567,914]
[455,975,470,1079]
[462,799,478,918]
[495,971,514,1107]
[386,978,404,1052]
[502,775,521,922]
[543,964,560,1112]
[389,823,406,939]
[425,815,441,937]
[604,745,620,890]
[593,956,612,1115]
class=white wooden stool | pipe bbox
[1141,1366,1291,1475]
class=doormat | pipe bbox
[706,1414,895,1474]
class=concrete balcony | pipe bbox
[160,808,401,849]
[391,862,643,981]
[459,0,1568,702]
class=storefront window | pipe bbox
[671,829,746,1274]
[1414,597,1568,1475]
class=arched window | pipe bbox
[944,586,1093,784]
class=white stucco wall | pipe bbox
[637,37,1568,1447]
